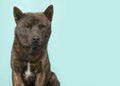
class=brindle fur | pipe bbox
[11,5,60,86]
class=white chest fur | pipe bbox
[25,62,32,79]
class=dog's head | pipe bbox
[13,5,53,49]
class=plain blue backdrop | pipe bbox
[0,0,120,86]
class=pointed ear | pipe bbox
[13,6,24,23]
[44,5,53,21]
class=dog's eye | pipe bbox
[26,25,31,28]
[38,24,45,29]
[25,24,32,28]
[26,25,30,28]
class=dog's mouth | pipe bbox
[30,41,41,49]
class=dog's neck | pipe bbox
[13,37,48,62]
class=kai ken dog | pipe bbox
[11,5,60,86]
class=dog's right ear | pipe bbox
[13,7,24,23]
[44,5,53,21]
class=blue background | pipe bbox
[0,0,120,86]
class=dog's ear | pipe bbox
[44,5,53,21]
[13,6,24,23]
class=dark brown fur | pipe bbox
[11,5,60,86]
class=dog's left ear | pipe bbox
[44,5,53,21]
[13,6,24,23]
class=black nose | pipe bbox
[32,36,39,41]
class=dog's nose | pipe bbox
[32,36,39,41]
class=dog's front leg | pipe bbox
[35,72,46,86]
[12,71,24,86]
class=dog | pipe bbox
[11,5,60,86]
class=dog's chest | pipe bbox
[25,62,32,78]
[25,62,42,73]
[14,60,42,73]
